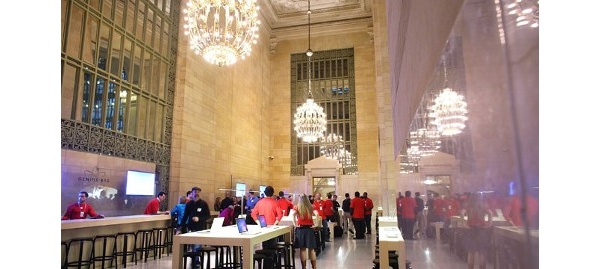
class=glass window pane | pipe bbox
[62,63,79,119]
[155,103,164,142]
[146,8,155,46]
[89,0,100,12]
[105,82,117,129]
[98,23,111,70]
[117,88,128,132]
[65,5,84,59]
[125,0,135,34]
[135,2,146,41]
[82,15,99,64]
[137,95,148,139]
[110,31,123,77]
[157,61,166,99]
[133,44,142,86]
[127,92,138,135]
[102,0,114,20]
[82,72,94,123]
[122,38,133,82]
[92,77,106,126]
[147,101,156,140]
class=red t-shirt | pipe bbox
[144,198,160,214]
[401,197,416,219]
[313,199,326,218]
[350,197,365,218]
[276,198,294,216]
[364,197,374,215]
[323,199,334,216]
[292,205,315,226]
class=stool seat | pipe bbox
[135,229,156,263]
[92,234,118,269]
[115,232,137,267]
[65,237,94,268]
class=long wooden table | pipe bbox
[378,226,405,269]
[493,226,539,269]
[172,225,291,269]
[377,216,398,227]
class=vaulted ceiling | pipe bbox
[258,0,373,40]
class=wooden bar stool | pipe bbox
[134,229,155,263]
[91,234,118,269]
[64,237,94,268]
[115,232,137,267]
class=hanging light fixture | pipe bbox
[182,0,261,67]
[320,133,345,160]
[505,0,539,28]
[429,58,468,136]
[293,0,327,143]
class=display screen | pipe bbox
[125,170,156,195]
[259,185,266,198]
[235,182,246,197]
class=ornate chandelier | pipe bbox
[293,0,327,143]
[182,0,261,67]
[506,0,539,28]
[429,88,468,136]
[320,133,345,160]
[409,128,441,157]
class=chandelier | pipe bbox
[182,0,261,67]
[409,128,441,156]
[506,0,539,28]
[293,0,327,143]
[429,88,468,136]
[320,133,344,160]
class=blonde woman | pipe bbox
[291,194,318,269]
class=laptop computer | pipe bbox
[197,217,224,233]
[236,217,261,235]
[258,215,268,228]
[258,215,278,228]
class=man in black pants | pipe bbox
[350,191,366,239]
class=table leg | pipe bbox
[172,237,182,269]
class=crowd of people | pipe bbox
[61,185,539,269]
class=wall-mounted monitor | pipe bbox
[125,170,156,195]
[235,182,246,197]
[259,185,266,198]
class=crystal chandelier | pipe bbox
[320,133,344,160]
[182,0,261,67]
[409,128,441,156]
[428,58,468,136]
[293,0,327,143]
[506,0,539,28]
[429,88,468,136]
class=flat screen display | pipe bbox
[235,182,246,197]
[125,170,156,195]
[259,185,266,198]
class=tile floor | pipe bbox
[116,231,478,269]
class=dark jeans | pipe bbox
[402,218,415,240]
[352,218,365,238]
[365,214,372,233]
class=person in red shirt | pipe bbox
[350,191,366,239]
[324,193,335,222]
[312,193,330,242]
[251,186,283,248]
[400,191,417,240]
[291,194,318,269]
[433,193,445,222]
[396,192,404,231]
[503,191,539,228]
[362,192,374,234]
[144,191,169,215]
[443,194,461,229]
[251,186,283,225]
[276,191,294,216]
[62,191,104,220]
[461,193,493,269]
